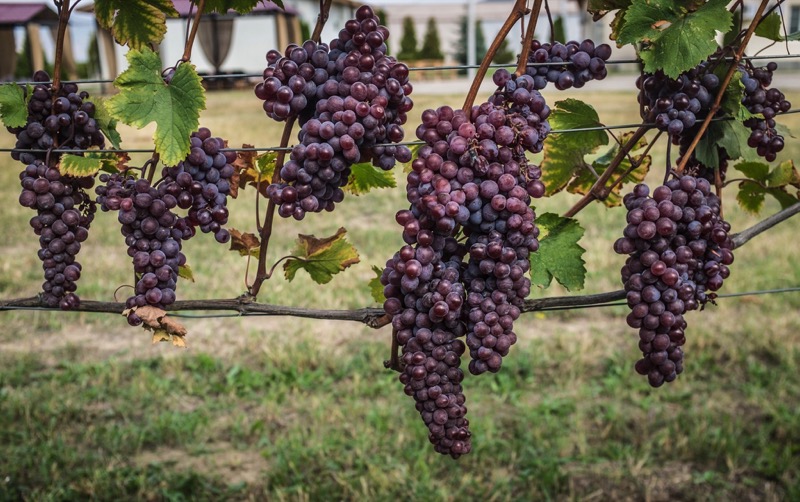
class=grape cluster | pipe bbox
[521,39,612,91]
[637,60,791,162]
[381,70,550,454]
[636,65,718,138]
[256,5,414,219]
[160,128,235,244]
[614,176,734,387]
[96,173,186,320]
[9,70,105,165]
[741,62,791,162]
[19,161,95,309]
[382,237,472,458]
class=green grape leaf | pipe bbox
[568,134,652,207]
[529,213,586,291]
[199,0,282,14]
[617,0,732,78]
[767,160,800,188]
[94,0,178,49]
[736,181,766,213]
[736,180,799,214]
[786,31,800,42]
[734,161,770,183]
[775,122,795,140]
[345,162,396,195]
[541,99,608,196]
[178,264,195,282]
[754,11,783,42]
[93,97,122,149]
[587,0,632,21]
[695,120,753,166]
[369,265,385,303]
[0,83,28,128]
[60,151,122,177]
[722,4,743,47]
[229,228,261,258]
[284,227,360,284]
[107,48,206,166]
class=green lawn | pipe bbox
[0,85,799,501]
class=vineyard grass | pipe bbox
[0,87,799,500]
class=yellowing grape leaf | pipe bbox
[229,228,261,258]
[178,264,195,283]
[346,162,396,195]
[107,48,206,166]
[568,133,651,207]
[60,151,124,177]
[0,83,28,128]
[617,0,732,78]
[93,97,122,149]
[541,99,608,196]
[234,147,277,197]
[94,0,178,49]
[369,265,384,303]
[530,213,586,291]
[284,227,360,284]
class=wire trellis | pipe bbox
[1,286,798,318]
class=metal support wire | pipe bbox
[4,53,800,86]
[0,286,798,319]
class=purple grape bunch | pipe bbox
[381,69,551,455]
[18,160,95,310]
[522,39,612,91]
[96,173,186,321]
[614,175,734,387]
[637,60,791,162]
[256,5,414,219]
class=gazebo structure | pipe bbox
[0,2,77,81]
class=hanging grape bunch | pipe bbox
[615,176,734,387]
[522,39,612,90]
[18,160,95,310]
[8,70,104,310]
[255,5,413,220]
[95,128,235,322]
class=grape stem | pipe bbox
[51,0,71,92]
[384,328,402,372]
[675,0,771,174]
[605,130,662,194]
[515,0,542,77]
[563,123,652,217]
[143,152,160,185]
[181,0,206,62]
[250,116,296,297]
[462,0,530,114]
[312,0,334,42]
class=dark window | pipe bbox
[791,6,800,34]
